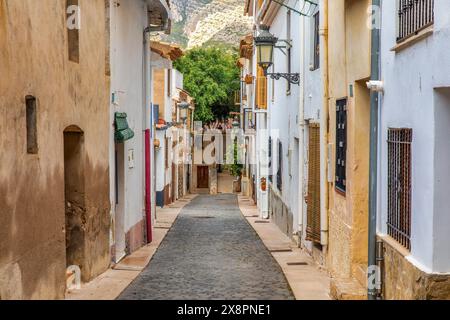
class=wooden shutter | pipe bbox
[306,124,321,243]
[256,66,267,110]
[153,69,166,120]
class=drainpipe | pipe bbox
[144,27,153,243]
[368,0,381,300]
[319,0,329,247]
[297,14,306,242]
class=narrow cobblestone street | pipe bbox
[118,194,294,300]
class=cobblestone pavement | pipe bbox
[118,194,294,300]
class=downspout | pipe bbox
[368,0,381,300]
[319,0,329,247]
[297,14,306,242]
[144,27,153,243]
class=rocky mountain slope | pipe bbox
[155,0,252,49]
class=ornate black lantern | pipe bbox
[254,25,278,73]
[254,25,300,85]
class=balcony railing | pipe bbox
[397,0,434,43]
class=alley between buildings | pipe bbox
[118,194,294,300]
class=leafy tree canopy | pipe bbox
[173,47,240,123]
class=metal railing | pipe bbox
[397,0,434,43]
[387,128,413,250]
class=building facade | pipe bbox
[242,0,450,300]
[152,50,186,207]
[326,0,372,299]
[377,0,450,299]
[0,0,110,299]
[0,0,173,299]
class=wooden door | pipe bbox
[197,166,209,189]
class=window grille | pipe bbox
[268,136,273,183]
[397,0,434,43]
[335,99,347,194]
[387,128,412,250]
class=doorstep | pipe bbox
[65,195,197,300]
[238,195,331,300]
[330,277,367,300]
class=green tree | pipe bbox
[173,47,240,123]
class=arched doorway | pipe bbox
[63,125,86,281]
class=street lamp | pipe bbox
[178,101,190,124]
[254,25,300,85]
[255,25,277,73]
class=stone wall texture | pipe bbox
[382,238,450,300]
[0,0,110,299]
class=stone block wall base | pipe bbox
[381,236,450,300]
[330,278,367,300]
[126,219,146,255]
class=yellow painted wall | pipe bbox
[326,0,371,289]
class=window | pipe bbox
[387,128,412,250]
[312,12,320,70]
[335,98,347,194]
[26,96,38,154]
[256,66,267,109]
[397,0,434,43]
[277,140,283,192]
[67,0,80,63]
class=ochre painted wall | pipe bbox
[326,0,371,291]
[0,0,110,299]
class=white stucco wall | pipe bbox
[379,0,450,273]
[301,7,323,249]
[267,1,301,232]
[110,0,147,235]
[155,130,166,192]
